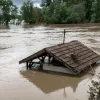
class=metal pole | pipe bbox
[63,29,66,44]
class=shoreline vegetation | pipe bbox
[88,74,100,100]
[1,22,100,29]
[0,0,100,26]
[23,23,100,29]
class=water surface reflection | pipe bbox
[21,71,85,94]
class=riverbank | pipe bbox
[1,23,100,29]
[45,23,100,27]
[23,22,100,28]
[0,25,10,29]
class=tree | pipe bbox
[20,0,35,24]
[42,2,55,23]
[0,0,18,26]
[51,1,67,24]
[91,0,100,22]
[42,0,86,24]
[42,0,68,24]
[34,7,43,23]
[11,5,18,20]
[84,0,93,21]
[66,2,86,23]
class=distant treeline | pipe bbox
[0,0,100,25]
[41,0,100,24]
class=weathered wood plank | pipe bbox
[50,43,82,53]
[58,47,90,59]
[76,56,100,71]
[64,51,97,65]
[73,55,99,69]
[19,49,46,64]
[47,40,79,51]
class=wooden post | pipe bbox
[40,62,43,70]
[41,56,45,63]
[48,56,51,63]
[26,62,29,70]
[38,56,45,63]
[28,60,34,70]
[63,29,66,44]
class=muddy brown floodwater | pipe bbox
[0,24,100,100]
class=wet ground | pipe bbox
[0,24,100,100]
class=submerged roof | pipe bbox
[19,40,100,73]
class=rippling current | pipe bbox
[0,24,100,100]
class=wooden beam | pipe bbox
[26,62,29,70]
[40,62,43,70]
[38,57,42,62]
[26,60,44,70]
[48,56,51,63]
[32,62,41,64]
[38,56,46,63]
[29,61,34,70]
[41,56,46,62]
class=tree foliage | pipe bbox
[0,0,18,25]
[42,0,86,24]
[20,0,35,24]
[91,0,100,22]
[1,0,100,25]
[88,74,100,100]
[34,7,43,23]
[41,0,100,24]
[84,0,93,21]
[66,2,86,23]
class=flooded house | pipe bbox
[19,40,100,75]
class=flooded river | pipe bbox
[0,24,100,100]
